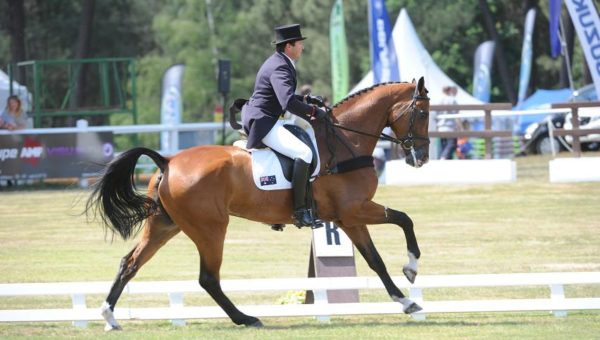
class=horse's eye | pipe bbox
[419,110,428,119]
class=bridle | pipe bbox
[328,94,430,151]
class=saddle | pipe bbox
[230,100,321,191]
[234,123,319,191]
[230,99,324,230]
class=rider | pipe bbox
[241,24,327,227]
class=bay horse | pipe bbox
[86,77,430,330]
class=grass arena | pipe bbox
[1,154,599,338]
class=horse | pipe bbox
[86,77,430,330]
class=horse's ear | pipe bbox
[411,78,416,84]
[417,77,425,94]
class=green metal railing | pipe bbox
[7,58,137,127]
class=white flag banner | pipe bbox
[160,64,185,152]
[472,41,495,103]
[564,0,600,99]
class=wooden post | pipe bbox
[429,103,512,160]
[484,109,492,159]
[551,102,600,157]
[570,107,581,157]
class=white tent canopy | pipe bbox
[351,8,482,106]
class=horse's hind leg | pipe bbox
[199,257,262,327]
[340,224,422,314]
[188,223,263,327]
[101,212,179,331]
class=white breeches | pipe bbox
[262,122,312,163]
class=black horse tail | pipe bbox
[85,147,168,240]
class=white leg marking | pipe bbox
[101,301,122,331]
[407,251,418,273]
[402,251,419,284]
[393,296,422,314]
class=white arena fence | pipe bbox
[0,121,230,156]
[1,272,599,327]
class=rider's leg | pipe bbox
[291,158,312,226]
[262,124,313,226]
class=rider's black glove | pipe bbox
[313,107,328,120]
[306,95,325,107]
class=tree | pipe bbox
[479,0,516,104]
[0,0,593,136]
[6,0,26,81]
[72,0,95,122]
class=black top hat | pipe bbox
[272,24,307,45]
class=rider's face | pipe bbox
[286,40,304,61]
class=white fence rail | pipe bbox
[0,122,232,156]
[1,272,599,327]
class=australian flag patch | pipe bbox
[260,175,277,186]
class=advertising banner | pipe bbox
[0,132,114,180]
[549,0,562,58]
[472,40,496,103]
[518,8,537,105]
[160,64,185,152]
[564,0,600,100]
[368,0,400,83]
[330,0,350,103]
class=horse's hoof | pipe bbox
[246,319,264,328]
[403,302,422,314]
[402,265,417,284]
[104,323,123,332]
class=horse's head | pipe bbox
[388,77,430,168]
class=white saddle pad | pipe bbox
[235,118,320,191]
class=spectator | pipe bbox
[436,86,460,159]
[0,95,28,130]
[299,84,312,97]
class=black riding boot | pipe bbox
[292,158,313,227]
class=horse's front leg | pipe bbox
[339,223,422,314]
[384,207,420,284]
[339,200,421,284]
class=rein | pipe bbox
[327,94,430,151]
[319,93,429,175]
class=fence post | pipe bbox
[484,109,492,159]
[168,292,186,326]
[71,294,88,328]
[409,287,425,321]
[550,102,600,157]
[570,107,581,157]
[550,284,567,317]
[313,289,331,323]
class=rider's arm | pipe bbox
[270,65,313,118]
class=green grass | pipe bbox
[1,153,600,338]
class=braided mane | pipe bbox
[332,81,409,109]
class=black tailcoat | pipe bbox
[242,52,312,148]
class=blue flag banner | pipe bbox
[549,0,562,58]
[518,8,537,105]
[368,0,400,83]
[472,41,495,103]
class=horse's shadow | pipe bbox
[186,317,523,331]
